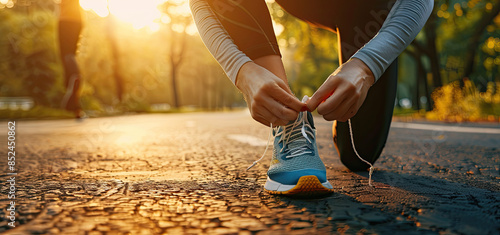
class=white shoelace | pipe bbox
[246,97,374,187]
[276,113,314,158]
[348,119,374,187]
[246,111,313,171]
[246,122,273,171]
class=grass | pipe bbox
[0,106,75,120]
[393,107,419,117]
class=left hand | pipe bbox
[306,58,375,122]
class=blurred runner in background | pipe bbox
[58,0,83,118]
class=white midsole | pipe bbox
[264,176,333,192]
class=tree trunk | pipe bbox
[410,39,438,110]
[405,49,428,110]
[423,71,432,111]
[415,69,422,110]
[408,1,443,90]
[170,60,180,108]
[168,24,188,109]
[423,5,442,89]
[409,1,442,90]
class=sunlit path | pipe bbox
[0,111,498,234]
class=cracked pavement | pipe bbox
[0,111,499,234]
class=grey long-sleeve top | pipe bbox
[189,0,433,84]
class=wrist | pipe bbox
[350,58,375,86]
[235,61,254,91]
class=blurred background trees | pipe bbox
[0,0,63,107]
[0,0,244,117]
[0,0,498,121]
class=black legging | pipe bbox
[58,0,82,112]
[207,0,398,171]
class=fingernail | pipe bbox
[300,106,308,112]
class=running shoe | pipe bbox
[264,110,333,196]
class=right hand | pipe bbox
[236,62,306,127]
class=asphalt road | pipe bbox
[0,111,499,234]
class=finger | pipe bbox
[266,110,290,126]
[260,94,299,121]
[307,76,341,112]
[322,98,355,121]
[338,106,358,122]
[263,105,290,126]
[317,88,346,116]
[336,102,359,122]
[256,91,299,122]
[251,108,274,127]
[253,116,271,127]
[252,106,287,127]
[269,84,306,113]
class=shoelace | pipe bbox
[246,111,314,171]
[245,122,273,171]
[247,96,313,171]
[275,112,314,158]
[246,97,374,187]
[348,119,374,187]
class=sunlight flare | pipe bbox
[80,0,192,32]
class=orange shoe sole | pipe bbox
[265,175,334,197]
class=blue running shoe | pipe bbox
[264,110,333,196]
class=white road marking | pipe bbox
[227,134,269,146]
[391,122,500,134]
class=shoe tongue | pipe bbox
[304,111,315,129]
[301,95,309,103]
[300,95,315,129]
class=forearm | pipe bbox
[189,0,251,84]
[352,0,434,81]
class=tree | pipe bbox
[159,1,193,108]
[463,1,500,78]
[105,11,125,103]
[0,1,63,106]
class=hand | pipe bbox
[306,58,375,122]
[236,62,306,127]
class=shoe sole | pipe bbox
[265,175,334,196]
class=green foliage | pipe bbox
[0,3,64,107]
[435,0,499,86]
[427,80,500,121]
[393,107,418,116]
[0,105,74,119]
